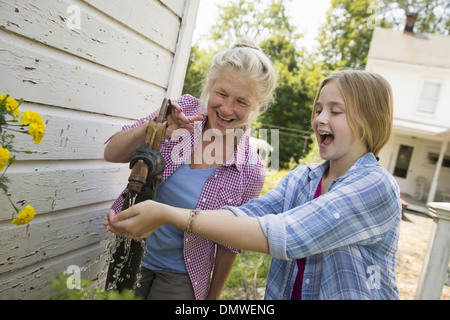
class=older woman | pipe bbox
[104,38,277,300]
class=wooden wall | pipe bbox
[0,0,199,299]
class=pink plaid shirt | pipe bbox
[110,95,265,300]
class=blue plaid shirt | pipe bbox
[227,153,401,300]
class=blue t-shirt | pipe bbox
[142,162,217,273]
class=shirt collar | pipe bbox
[308,152,379,180]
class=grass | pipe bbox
[221,168,290,300]
[260,168,290,196]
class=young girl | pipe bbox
[104,70,402,300]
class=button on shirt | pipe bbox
[110,95,266,300]
[226,153,401,300]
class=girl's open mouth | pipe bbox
[319,132,334,146]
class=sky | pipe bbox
[192,0,331,50]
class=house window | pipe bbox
[427,152,450,168]
[417,82,440,114]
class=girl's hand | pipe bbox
[165,101,204,138]
[103,200,165,240]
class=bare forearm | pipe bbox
[166,206,269,254]
[104,123,147,163]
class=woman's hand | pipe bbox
[103,200,167,240]
[103,202,270,254]
[165,101,204,138]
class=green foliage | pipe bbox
[318,0,383,70]
[318,0,450,71]
[222,251,271,300]
[210,0,297,49]
[256,60,313,166]
[184,0,317,168]
[182,46,215,99]
[0,132,14,193]
[48,273,139,300]
[260,168,290,196]
[183,0,449,168]
[296,134,323,167]
[385,0,450,34]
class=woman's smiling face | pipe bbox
[205,69,260,135]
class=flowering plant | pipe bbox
[0,93,45,225]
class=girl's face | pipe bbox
[205,69,260,136]
[312,81,367,165]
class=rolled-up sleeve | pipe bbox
[230,168,401,261]
[225,168,297,257]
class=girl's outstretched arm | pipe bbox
[104,200,269,254]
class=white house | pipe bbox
[0,0,200,299]
[366,25,450,213]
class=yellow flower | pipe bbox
[0,147,10,172]
[1,93,20,118]
[12,205,36,225]
[28,122,46,144]
[20,109,44,126]
[20,110,45,144]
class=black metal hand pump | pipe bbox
[105,99,171,292]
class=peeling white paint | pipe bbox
[0,0,196,299]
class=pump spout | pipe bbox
[127,159,149,195]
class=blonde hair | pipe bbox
[200,38,277,121]
[312,70,394,157]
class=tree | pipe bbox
[183,0,450,167]
[184,0,315,167]
[318,0,391,70]
[257,35,314,167]
[210,0,298,49]
[182,46,214,99]
[317,0,450,71]
[384,0,450,34]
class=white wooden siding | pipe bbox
[0,0,199,299]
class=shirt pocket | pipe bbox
[213,186,244,208]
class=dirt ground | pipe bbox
[397,210,449,300]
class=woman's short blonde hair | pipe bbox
[312,70,394,157]
[200,38,277,120]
